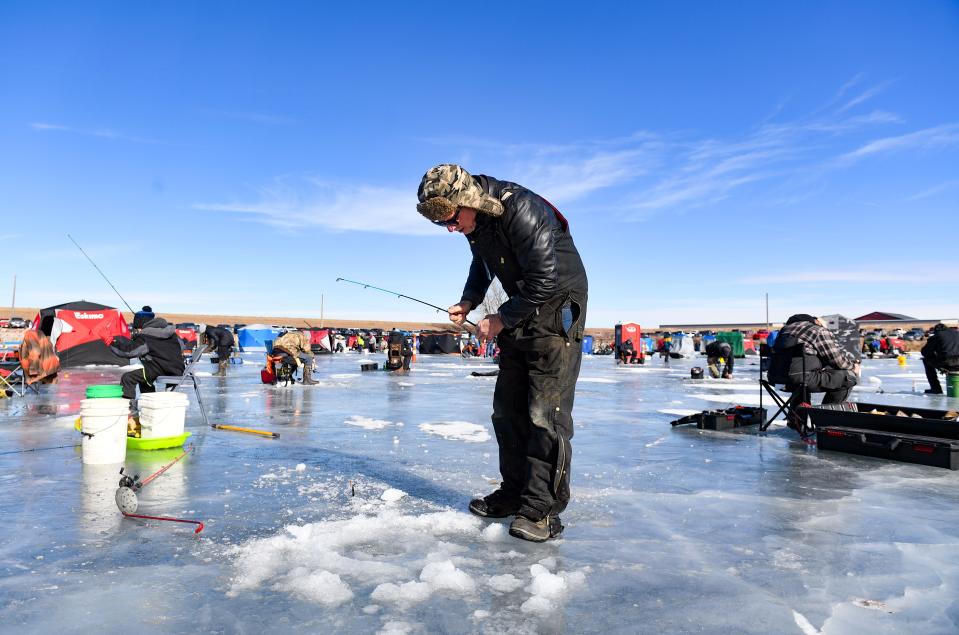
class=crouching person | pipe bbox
[203,325,235,377]
[110,313,186,401]
[705,340,734,378]
[272,330,318,385]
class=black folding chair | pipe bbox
[154,347,210,426]
[759,343,809,433]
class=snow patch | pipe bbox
[346,415,396,430]
[658,409,701,417]
[578,377,619,384]
[688,392,763,406]
[418,421,491,443]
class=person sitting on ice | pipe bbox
[620,338,636,364]
[110,312,185,401]
[272,330,318,385]
[920,324,959,395]
[705,340,734,378]
[767,314,860,434]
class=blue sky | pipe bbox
[1,1,957,328]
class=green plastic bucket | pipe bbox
[947,372,959,399]
[85,384,124,399]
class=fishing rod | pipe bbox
[335,278,477,328]
[115,445,205,533]
[67,234,135,313]
[116,445,194,512]
[0,442,81,456]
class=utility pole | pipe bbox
[10,274,15,319]
[765,292,769,330]
[320,294,324,328]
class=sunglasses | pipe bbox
[431,207,463,227]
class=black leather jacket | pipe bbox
[110,318,186,378]
[922,329,959,362]
[460,175,588,329]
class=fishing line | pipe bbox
[0,443,82,456]
[66,234,135,313]
[335,277,477,328]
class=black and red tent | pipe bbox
[33,300,130,367]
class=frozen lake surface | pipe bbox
[1,351,958,634]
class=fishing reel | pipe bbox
[115,467,142,514]
[118,467,141,490]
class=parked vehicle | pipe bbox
[8,316,26,328]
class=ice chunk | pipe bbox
[380,488,407,503]
[377,620,416,635]
[521,565,587,614]
[488,573,523,593]
[295,463,306,472]
[419,560,475,594]
[371,580,432,605]
[481,523,507,543]
[271,569,353,607]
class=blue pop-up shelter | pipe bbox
[582,335,594,354]
[238,324,283,352]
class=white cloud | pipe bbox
[908,179,959,201]
[194,177,432,236]
[837,80,894,113]
[29,122,160,144]
[196,80,957,233]
[838,123,959,164]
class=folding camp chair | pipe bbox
[759,343,810,434]
[154,347,210,426]
[0,361,41,398]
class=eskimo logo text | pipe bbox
[74,312,104,320]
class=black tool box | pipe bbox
[800,402,959,439]
[816,426,959,470]
[671,406,766,431]
[802,401,959,469]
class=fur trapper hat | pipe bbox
[416,164,504,221]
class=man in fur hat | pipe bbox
[417,164,588,542]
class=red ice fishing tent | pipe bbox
[33,300,130,367]
[614,323,644,361]
[308,328,333,354]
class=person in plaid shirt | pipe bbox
[769,314,861,408]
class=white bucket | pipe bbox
[80,398,129,465]
[138,391,188,439]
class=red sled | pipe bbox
[260,368,275,384]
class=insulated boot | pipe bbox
[213,361,228,377]
[468,490,521,518]
[509,515,564,542]
[301,365,318,386]
[925,388,943,395]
